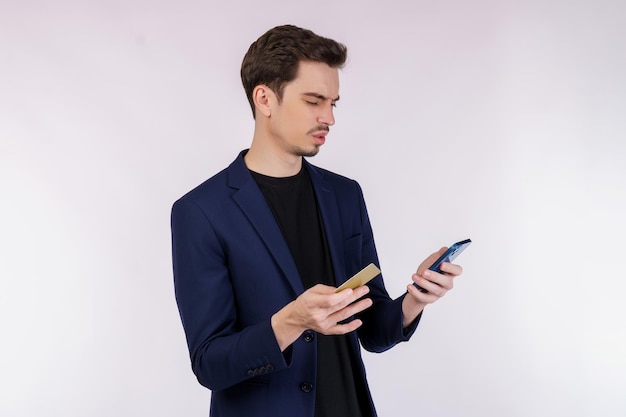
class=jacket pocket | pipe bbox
[343,234,363,277]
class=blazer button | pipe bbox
[300,382,313,393]
[303,331,314,342]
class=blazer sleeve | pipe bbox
[351,182,421,352]
[171,197,290,391]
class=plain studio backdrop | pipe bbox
[1,1,624,416]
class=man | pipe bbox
[171,24,463,417]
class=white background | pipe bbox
[1,0,625,416]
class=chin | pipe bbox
[294,146,320,158]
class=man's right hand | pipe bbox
[271,284,372,351]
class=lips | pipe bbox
[312,131,327,145]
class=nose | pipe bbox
[318,102,335,126]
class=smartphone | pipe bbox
[414,238,472,292]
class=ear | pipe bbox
[252,85,274,118]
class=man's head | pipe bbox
[241,25,347,119]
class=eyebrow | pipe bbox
[302,92,340,102]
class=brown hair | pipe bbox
[241,25,347,118]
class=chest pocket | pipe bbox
[343,234,363,278]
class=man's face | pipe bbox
[267,61,340,158]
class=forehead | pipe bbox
[284,61,340,98]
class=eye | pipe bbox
[305,100,319,106]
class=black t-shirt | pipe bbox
[251,166,373,417]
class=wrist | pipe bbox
[271,302,306,351]
[402,292,426,328]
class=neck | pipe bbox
[244,139,303,177]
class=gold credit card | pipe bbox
[335,263,381,292]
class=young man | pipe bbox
[171,25,463,417]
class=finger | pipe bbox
[310,283,341,296]
[302,286,370,331]
[326,296,373,334]
[334,297,373,322]
[413,273,449,297]
[416,247,448,275]
[423,270,454,291]
[323,298,372,330]
[439,262,463,276]
[333,285,370,308]
[306,285,355,309]
[326,319,364,335]
[406,282,439,304]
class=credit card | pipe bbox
[335,263,381,292]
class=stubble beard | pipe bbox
[296,125,328,157]
[293,145,321,158]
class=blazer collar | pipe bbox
[226,151,346,293]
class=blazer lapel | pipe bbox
[227,152,304,296]
[305,160,347,286]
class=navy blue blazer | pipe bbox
[171,151,419,417]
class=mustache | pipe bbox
[307,125,330,135]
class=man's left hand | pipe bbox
[401,247,464,327]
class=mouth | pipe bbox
[312,131,327,144]
[310,128,329,145]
